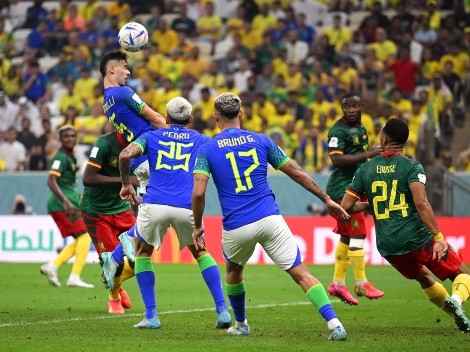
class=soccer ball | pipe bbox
[118,22,149,52]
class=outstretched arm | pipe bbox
[279,160,349,219]
[329,146,382,167]
[141,105,167,129]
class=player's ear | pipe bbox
[188,116,193,126]
[239,109,243,120]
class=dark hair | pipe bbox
[382,118,409,145]
[99,50,128,77]
[342,92,361,101]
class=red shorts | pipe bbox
[50,210,88,238]
[384,239,463,281]
[82,210,136,254]
[331,198,367,236]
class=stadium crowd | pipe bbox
[0,0,469,172]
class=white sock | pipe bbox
[236,319,248,327]
[451,294,463,306]
[333,281,346,286]
[327,318,341,331]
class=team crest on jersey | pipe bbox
[110,156,118,167]
[351,219,359,229]
[363,135,367,139]
[352,135,360,145]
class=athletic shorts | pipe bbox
[82,209,136,254]
[332,198,367,236]
[136,203,194,250]
[222,215,301,270]
[50,210,88,239]
[384,238,463,281]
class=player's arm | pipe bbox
[47,174,74,217]
[279,160,349,220]
[82,163,139,187]
[192,172,208,250]
[140,104,167,129]
[330,148,382,167]
[119,142,143,205]
[341,192,370,214]
[409,181,448,261]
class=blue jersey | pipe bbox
[194,128,289,230]
[103,86,153,143]
[133,126,210,209]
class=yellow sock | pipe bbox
[348,249,366,283]
[53,241,77,267]
[70,233,91,276]
[120,259,135,282]
[109,279,121,300]
[423,282,450,312]
[452,274,470,304]
[333,241,350,284]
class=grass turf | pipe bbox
[0,263,468,352]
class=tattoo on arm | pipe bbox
[119,144,141,185]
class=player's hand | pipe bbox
[368,146,383,158]
[63,199,75,218]
[120,184,139,205]
[192,227,206,250]
[432,239,448,262]
[325,198,350,220]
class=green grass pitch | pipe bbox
[0,263,468,352]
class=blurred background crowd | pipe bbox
[0,0,469,175]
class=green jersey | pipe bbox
[47,148,80,212]
[326,117,369,200]
[81,132,131,215]
[347,153,432,257]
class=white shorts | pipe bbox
[136,203,194,250]
[133,159,149,195]
[222,215,299,270]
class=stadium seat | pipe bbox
[12,28,32,53]
[161,13,179,26]
[194,41,213,58]
[38,56,60,73]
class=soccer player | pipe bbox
[119,97,232,330]
[326,93,384,305]
[81,130,139,314]
[341,118,470,333]
[99,49,167,192]
[191,93,349,341]
[40,125,94,289]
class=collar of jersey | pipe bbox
[381,151,402,157]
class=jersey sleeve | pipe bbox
[346,164,366,199]
[193,144,211,177]
[132,133,148,155]
[49,152,68,177]
[266,136,289,169]
[86,137,109,169]
[407,162,426,185]
[327,128,346,155]
[122,86,146,114]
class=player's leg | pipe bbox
[173,206,230,328]
[132,204,167,329]
[40,211,77,286]
[221,223,260,336]
[262,215,346,341]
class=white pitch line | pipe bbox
[0,300,340,328]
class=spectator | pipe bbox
[323,14,352,53]
[17,117,37,155]
[0,91,19,132]
[368,27,397,63]
[11,194,35,214]
[171,3,196,37]
[22,61,50,104]
[413,15,438,48]
[23,0,48,29]
[76,103,106,145]
[388,46,421,97]
[15,96,42,136]
[62,3,86,32]
[0,126,26,171]
[283,29,309,65]
[92,5,111,35]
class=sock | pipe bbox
[53,241,77,267]
[109,281,121,300]
[197,254,228,314]
[452,273,470,304]
[348,249,366,284]
[70,233,91,276]
[306,284,338,325]
[423,282,450,312]
[226,281,246,323]
[128,225,135,238]
[333,241,350,285]
[135,257,156,319]
[112,244,124,265]
[120,258,135,282]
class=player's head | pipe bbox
[99,50,129,86]
[58,124,77,150]
[214,92,242,122]
[340,92,363,123]
[166,97,192,125]
[380,118,409,148]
